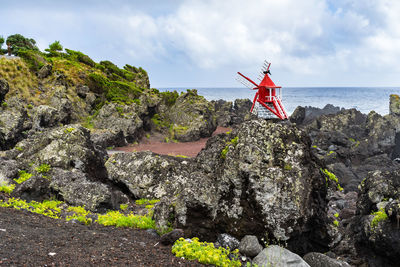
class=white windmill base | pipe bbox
[252,102,275,119]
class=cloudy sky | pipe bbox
[1,0,399,88]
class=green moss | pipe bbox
[370,208,388,229]
[220,136,239,159]
[2,102,8,108]
[172,237,241,267]
[135,199,160,205]
[284,164,292,171]
[221,146,229,159]
[35,164,51,174]
[333,220,339,227]
[115,106,124,116]
[0,182,15,194]
[15,146,23,151]
[334,213,339,218]
[120,203,128,211]
[63,127,75,134]
[321,168,343,191]
[14,170,33,184]
[66,206,92,225]
[0,198,62,219]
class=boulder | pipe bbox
[76,85,90,98]
[0,78,9,103]
[216,233,240,250]
[49,86,73,124]
[160,229,184,245]
[37,64,52,79]
[389,94,400,116]
[213,100,233,127]
[32,105,59,129]
[93,102,143,143]
[90,129,127,149]
[231,99,253,125]
[291,104,342,125]
[3,125,122,211]
[239,235,263,257]
[303,252,351,267]
[105,151,192,199]
[153,120,328,253]
[0,102,29,150]
[354,169,400,265]
[0,158,19,184]
[167,89,216,141]
[253,246,310,267]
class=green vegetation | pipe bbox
[0,182,15,194]
[66,206,92,225]
[172,237,241,267]
[64,127,75,134]
[333,220,339,227]
[0,198,62,218]
[135,199,160,206]
[15,146,23,151]
[371,208,388,229]
[14,170,33,184]
[221,136,239,159]
[321,168,343,191]
[120,203,128,211]
[161,90,179,106]
[35,164,51,174]
[6,34,39,56]
[284,164,292,171]
[334,213,339,218]
[96,210,155,229]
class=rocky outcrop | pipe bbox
[90,129,127,149]
[93,102,143,143]
[303,252,351,267]
[167,90,216,141]
[389,94,400,116]
[0,99,30,150]
[290,104,342,125]
[354,169,400,266]
[105,151,193,199]
[213,98,254,127]
[1,124,124,211]
[118,120,329,254]
[0,78,9,103]
[32,105,59,129]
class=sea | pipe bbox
[159,87,400,116]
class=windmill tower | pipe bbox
[236,60,288,120]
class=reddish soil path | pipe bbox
[112,127,231,158]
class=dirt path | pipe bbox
[112,127,231,158]
[0,207,203,266]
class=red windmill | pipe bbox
[236,61,288,120]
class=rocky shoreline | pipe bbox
[1,51,399,266]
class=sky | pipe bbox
[1,0,400,88]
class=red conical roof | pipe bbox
[259,74,281,88]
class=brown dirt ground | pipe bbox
[0,206,204,266]
[112,127,231,158]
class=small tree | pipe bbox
[45,40,63,57]
[6,34,39,56]
[0,36,4,55]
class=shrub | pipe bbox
[172,237,241,267]
[66,206,92,225]
[17,49,46,72]
[65,48,95,67]
[6,34,39,55]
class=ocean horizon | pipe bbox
[159,87,400,116]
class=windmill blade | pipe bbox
[236,75,254,89]
[237,72,259,88]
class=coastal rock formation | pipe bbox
[290,104,342,125]
[354,169,400,266]
[0,78,9,103]
[0,99,30,150]
[389,94,400,116]
[93,102,143,143]
[213,98,254,127]
[167,90,216,142]
[1,124,122,211]
[150,120,328,254]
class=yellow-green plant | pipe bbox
[14,170,33,184]
[0,182,15,193]
[96,210,155,229]
[321,168,343,191]
[66,206,92,225]
[120,203,128,210]
[36,163,51,174]
[371,208,388,229]
[172,237,241,267]
[0,198,62,218]
[135,199,160,206]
